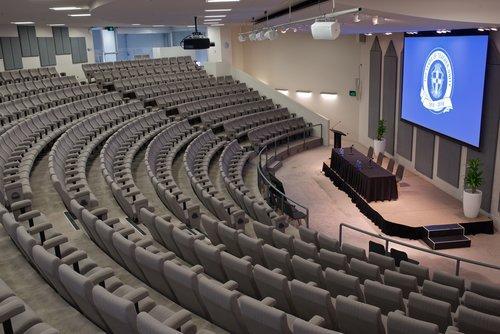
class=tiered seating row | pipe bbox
[220,140,288,227]
[0,76,79,103]
[100,110,176,220]
[184,129,247,227]
[222,107,290,139]
[0,83,101,132]
[0,278,58,333]
[82,56,193,76]
[248,117,313,149]
[49,101,146,211]
[0,92,122,208]
[0,67,58,86]
[113,71,207,94]
[145,120,202,227]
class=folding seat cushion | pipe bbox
[453,305,500,334]
[197,276,247,334]
[318,249,347,272]
[290,280,337,329]
[348,258,382,283]
[462,291,500,317]
[432,271,465,296]
[368,252,395,272]
[221,252,259,298]
[363,280,405,315]
[399,261,429,286]
[92,285,193,334]
[253,221,274,246]
[470,280,500,300]
[237,233,266,266]
[193,240,227,282]
[137,312,197,334]
[335,295,385,334]
[238,296,297,334]
[422,280,460,311]
[386,311,439,334]
[262,244,294,280]
[383,270,419,299]
[217,223,243,257]
[407,292,452,333]
[293,239,318,261]
[340,243,366,262]
[291,255,325,288]
[324,268,364,302]
[252,265,295,314]
[162,261,209,319]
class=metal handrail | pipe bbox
[339,223,500,276]
[256,123,323,227]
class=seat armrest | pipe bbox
[222,280,238,291]
[0,299,25,323]
[162,309,192,329]
[61,250,87,266]
[43,235,68,250]
[87,267,115,286]
[190,265,204,275]
[261,297,276,307]
[122,288,149,304]
[308,315,326,327]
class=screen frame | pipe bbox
[399,29,490,151]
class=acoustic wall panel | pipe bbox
[466,41,500,211]
[52,26,71,55]
[397,50,413,160]
[381,41,398,155]
[70,37,88,64]
[1,37,23,70]
[17,25,38,57]
[368,37,382,139]
[415,128,435,178]
[38,38,56,67]
[437,137,462,187]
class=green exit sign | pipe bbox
[349,90,357,97]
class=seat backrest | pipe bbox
[194,240,227,282]
[455,305,500,334]
[134,247,176,301]
[399,260,429,285]
[470,280,500,300]
[253,221,274,246]
[349,258,382,283]
[340,243,366,262]
[387,159,396,173]
[217,223,242,256]
[368,252,395,272]
[386,311,439,334]
[408,292,452,333]
[291,255,324,288]
[137,312,182,334]
[221,252,259,298]
[171,228,200,265]
[336,295,385,334]
[298,226,318,248]
[198,276,247,334]
[376,153,384,165]
[238,295,292,334]
[363,279,405,315]
[317,234,339,252]
[92,285,139,334]
[318,249,347,272]
[383,269,419,299]
[395,165,405,181]
[200,214,222,245]
[290,280,336,329]
[262,244,293,279]
[237,233,266,267]
[463,291,500,317]
[272,229,294,254]
[432,271,465,296]
[253,264,294,314]
[324,268,364,301]
[367,147,374,159]
[422,280,460,311]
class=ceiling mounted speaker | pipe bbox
[311,21,341,40]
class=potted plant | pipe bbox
[463,158,483,218]
[374,119,386,155]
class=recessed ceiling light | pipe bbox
[11,21,34,25]
[321,92,338,100]
[276,89,289,95]
[153,25,165,27]
[384,32,392,35]
[205,9,232,12]
[68,13,91,17]
[372,16,379,25]
[187,25,196,28]
[206,0,239,2]
[50,6,82,11]
[364,33,373,36]
[478,27,485,32]
[491,27,498,31]
[132,23,141,26]
[48,24,66,27]
[204,15,226,18]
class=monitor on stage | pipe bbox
[401,32,489,149]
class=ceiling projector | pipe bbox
[311,21,341,40]
[181,17,216,50]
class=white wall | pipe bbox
[0,24,94,81]
[231,29,362,143]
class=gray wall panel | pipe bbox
[466,41,500,211]
[381,41,398,155]
[396,50,413,160]
[78,37,88,63]
[368,37,382,139]
[70,37,87,64]
[1,37,23,70]
[17,25,38,57]
[53,27,71,55]
[38,38,56,67]
[437,137,462,187]
[415,128,435,178]
[0,39,3,59]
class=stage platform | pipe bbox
[322,162,494,240]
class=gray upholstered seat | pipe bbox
[407,292,452,333]
[422,280,460,311]
[324,268,364,301]
[292,318,342,334]
[349,258,382,283]
[383,269,419,299]
[462,291,500,316]
[364,280,405,315]
[193,240,227,282]
[386,311,439,334]
[253,264,295,314]
[336,295,385,334]
[291,255,326,288]
[340,243,366,262]
[319,249,348,272]
[263,244,294,279]
[470,280,500,300]
[399,261,429,286]
[452,305,500,334]
[368,252,395,272]
[221,252,260,298]
[432,271,465,296]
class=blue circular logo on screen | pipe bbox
[420,48,454,114]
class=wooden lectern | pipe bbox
[330,129,347,148]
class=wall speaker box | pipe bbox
[311,22,341,40]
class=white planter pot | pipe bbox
[463,190,482,218]
[374,139,386,156]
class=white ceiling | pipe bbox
[1,0,499,33]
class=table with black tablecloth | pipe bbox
[330,147,398,202]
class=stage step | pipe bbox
[423,224,471,250]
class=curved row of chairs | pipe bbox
[184,129,247,227]
[0,92,123,207]
[145,120,202,227]
[219,140,288,228]
[0,83,101,132]
[222,107,291,139]
[0,278,58,334]
[100,110,176,220]
[90,64,199,85]
[133,75,231,102]
[248,117,311,149]
[113,70,207,95]
[0,66,59,86]
[154,82,249,109]
[49,101,146,211]
[0,76,79,103]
